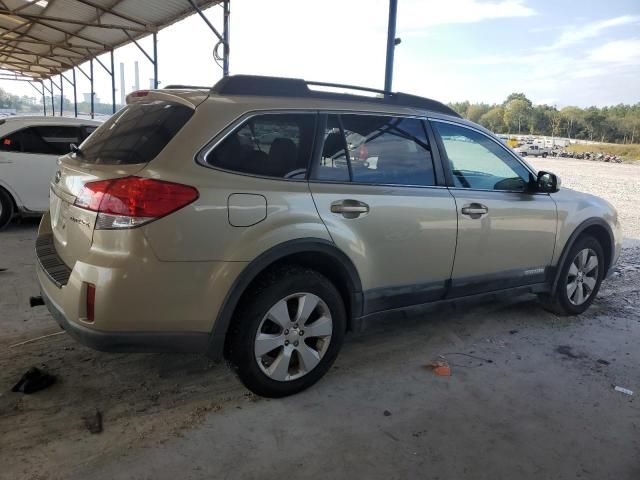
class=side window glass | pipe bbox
[13,126,80,155]
[18,128,54,154]
[315,114,350,182]
[433,122,531,191]
[340,115,435,186]
[0,131,22,152]
[34,126,80,155]
[207,114,315,179]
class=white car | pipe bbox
[0,116,101,229]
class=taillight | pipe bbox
[86,283,96,322]
[74,176,198,229]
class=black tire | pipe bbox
[542,152,548,158]
[539,235,605,316]
[227,266,346,398]
[0,188,14,230]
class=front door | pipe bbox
[309,113,458,314]
[430,120,557,296]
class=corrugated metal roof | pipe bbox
[0,0,221,80]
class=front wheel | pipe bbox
[227,266,346,397]
[539,235,604,315]
[0,189,14,230]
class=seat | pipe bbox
[322,132,345,158]
[268,137,298,176]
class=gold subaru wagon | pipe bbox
[36,75,622,397]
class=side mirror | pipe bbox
[536,171,560,193]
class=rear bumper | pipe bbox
[35,212,247,355]
[40,286,209,353]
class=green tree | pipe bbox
[503,99,531,134]
[448,101,470,117]
[479,106,505,132]
[503,92,532,108]
[466,103,490,123]
[560,106,583,140]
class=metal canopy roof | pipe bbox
[0,0,220,80]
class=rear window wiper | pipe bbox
[70,143,83,157]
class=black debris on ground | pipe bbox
[83,410,103,434]
[556,345,584,359]
[11,367,56,394]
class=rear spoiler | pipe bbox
[125,89,209,109]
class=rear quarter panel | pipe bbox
[139,100,331,262]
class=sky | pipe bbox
[1,0,639,108]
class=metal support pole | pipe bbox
[60,75,63,116]
[223,0,230,76]
[72,68,77,117]
[153,32,158,88]
[186,0,229,76]
[42,82,46,116]
[384,0,398,93]
[110,50,116,113]
[50,78,55,116]
[90,59,94,119]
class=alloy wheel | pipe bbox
[254,293,333,382]
[566,248,599,306]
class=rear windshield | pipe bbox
[78,100,194,164]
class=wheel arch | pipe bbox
[207,238,363,361]
[552,217,614,292]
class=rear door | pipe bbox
[309,113,457,314]
[430,120,557,296]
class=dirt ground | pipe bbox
[0,157,638,480]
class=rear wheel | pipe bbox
[539,235,604,315]
[0,189,14,230]
[227,266,346,397]
[542,152,548,158]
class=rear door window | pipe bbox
[206,113,316,179]
[0,126,80,155]
[313,114,436,186]
[78,101,194,164]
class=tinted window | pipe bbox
[0,126,80,155]
[208,114,316,179]
[313,114,436,186]
[78,101,193,164]
[0,131,21,152]
[316,115,350,182]
[81,125,98,141]
[433,122,531,191]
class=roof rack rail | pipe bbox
[163,84,209,90]
[211,75,461,118]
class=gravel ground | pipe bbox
[0,158,638,480]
